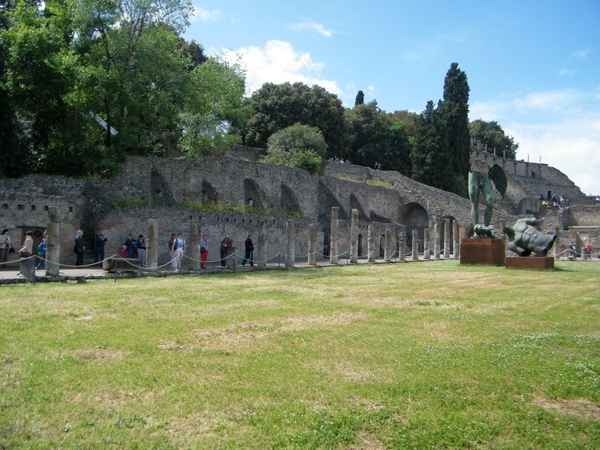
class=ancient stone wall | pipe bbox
[1,148,597,266]
[471,149,592,207]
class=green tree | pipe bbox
[73,0,193,155]
[355,90,364,106]
[439,62,471,183]
[343,101,413,174]
[178,56,247,158]
[262,124,327,174]
[469,119,518,159]
[243,82,346,158]
[345,100,391,167]
[2,0,102,175]
[411,100,453,191]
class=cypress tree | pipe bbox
[441,62,471,182]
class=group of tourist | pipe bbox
[539,193,569,208]
[165,231,254,271]
[0,228,48,270]
[329,156,351,164]
[86,229,254,271]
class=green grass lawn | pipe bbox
[1,261,599,449]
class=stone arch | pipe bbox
[151,169,175,207]
[317,180,349,223]
[244,179,268,209]
[201,180,219,203]
[402,202,429,252]
[281,183,302,214]
[349,193,370,221]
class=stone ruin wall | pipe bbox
[1,148,598,265]
[471,149,592,208]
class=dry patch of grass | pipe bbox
[533,398,600,420]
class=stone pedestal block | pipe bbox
[506,256,554,270]
[102,258,140,271]
[19,258,36,281]
[460,238,505,266]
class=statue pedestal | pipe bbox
[506,256,554,270]
[460,238,505,266]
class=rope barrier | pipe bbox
[3,242,594,283]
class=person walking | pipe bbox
[136,234,147,267]
[242,234,254,267]
[220,233,232,268]
[74,230,85,266]
[168,233,177,269]
[19,231,34,257]
[172,231,186,271]
[35,231,47,270]
[125,233,135,258]
[0,229,11,265]
[200,233,209,269]
[94,230,107,265]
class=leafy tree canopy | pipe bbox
[411,100,453,191]
[262,124,327,174]
[469,119,518,160]
[243,82,346,159]
[0,0,245,178]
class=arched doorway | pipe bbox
[403,203,429,253]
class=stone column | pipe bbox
[308,224,318,265]
[412,229,419,261]
[433,219,441,259]
[258,222,267,270]
[330,207,339,264]
[46,206,61,277]
[452,220,460,259]
[189,222,200,271]
[226,243,236,270]
[384,228,391,261]
[286,220,295,268]
[19,255,36,280]
[350,209,359,263]
[367,225,375,263]
[146,219,158,271]
[553,227,560,259]
[443,219,450,259]
[398,229,406,262]
[423,228,430,260]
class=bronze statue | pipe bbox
[468,165,507,238]
[504,217,556,257]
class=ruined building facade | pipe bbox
[0,147,598,265]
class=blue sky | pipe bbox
[185,1,600,196]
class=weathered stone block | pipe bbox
[102,258,140,271]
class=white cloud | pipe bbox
[559,68,576,76]
[512,90,579,113]
[472,89,600,195]
[290,22,332,37]
[470,101,511,121]
[191,7,220,22]
[507,121,600,195]
[220,40,343,97]
[571,48,593,60]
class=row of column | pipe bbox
[36,206,461,278]
[323,207,461,265]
